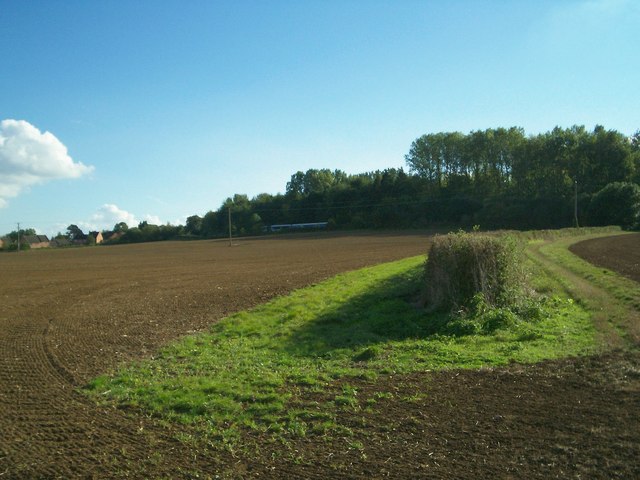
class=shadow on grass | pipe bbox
[282,265,454,358]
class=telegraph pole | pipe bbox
[16,222,20,252]
[228,207,232,247]
[574,180,579,228]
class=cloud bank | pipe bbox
[84,205,164,232]
[44,204,166,237]
[90,203,138,228]
[0,119,94,207]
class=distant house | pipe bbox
[50,237,71,248]
[0,237,5,249]
[23,235,50,249]
[89,231,104,244]
[72,233,88,245]
[102,231,123,243]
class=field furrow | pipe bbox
[0,232,430,478]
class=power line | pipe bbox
[2,187,582,232]
[247,192,576,216]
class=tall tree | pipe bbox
[113,222,129,233]
[184,215,203,236]
[66,224,85,241]
[579,126,633,192]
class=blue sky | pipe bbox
[1,0,638,236]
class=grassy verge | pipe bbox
[87,246,599,446]
[541,234,640,311]
[530,232,640,347]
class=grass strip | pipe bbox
[532,233,640,346]
[86,250,597,443]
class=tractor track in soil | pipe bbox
[0,232,431,478]
[1,231,638,478]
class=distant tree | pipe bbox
[253,193,275,204]
[113,222,129,233]
[286,171,306,197]
[406,128,524,196]
[285,169,348,197]
[185,215,203,236]
[7,242,30,251]
[405,133,444,188]
[66,224,85,241]
[631,130,640,184]
[588,182,640,228]
[303,169,341,195]
[61,123,638,245]
[578,126,634,193]
[201,211,220,238]
[633,153,640,185]
[220,194,264,235]
[5,227,36,243]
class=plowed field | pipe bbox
[570,233,640,283]
[1,232,638,479]
[1,232,430,478]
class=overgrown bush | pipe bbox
[6,242,30,251]
[422,232,525,311]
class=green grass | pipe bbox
[541,234,640,312]
[86,247,599,445]
[529,232,640,348]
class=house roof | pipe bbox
[102,231,123,241]
[23,235,50,244]
[51,237,71,246]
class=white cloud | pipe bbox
[0,119,94,207]
[143,214,162,225]
[83,205,167,231]
[90,203,138,230]
[38,205,166,238]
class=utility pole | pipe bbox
[16,222,20,253]
[228,207,232,247]
[574,179,579,228]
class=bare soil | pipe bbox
[1,231,638,479]
[570,233,640,283]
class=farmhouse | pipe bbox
[50,237,71,248]
[23,235,50,249]
[89,231,104,244]
[102,231,123,243]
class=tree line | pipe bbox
[4,124,639,247]
[403,125,640,229]
[0,227,36,250]
[175,125,639,239]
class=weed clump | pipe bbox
[422,232,526,312]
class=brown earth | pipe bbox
[0,231,638,479]
[570,233,640,283]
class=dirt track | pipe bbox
[1,231,639,479]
